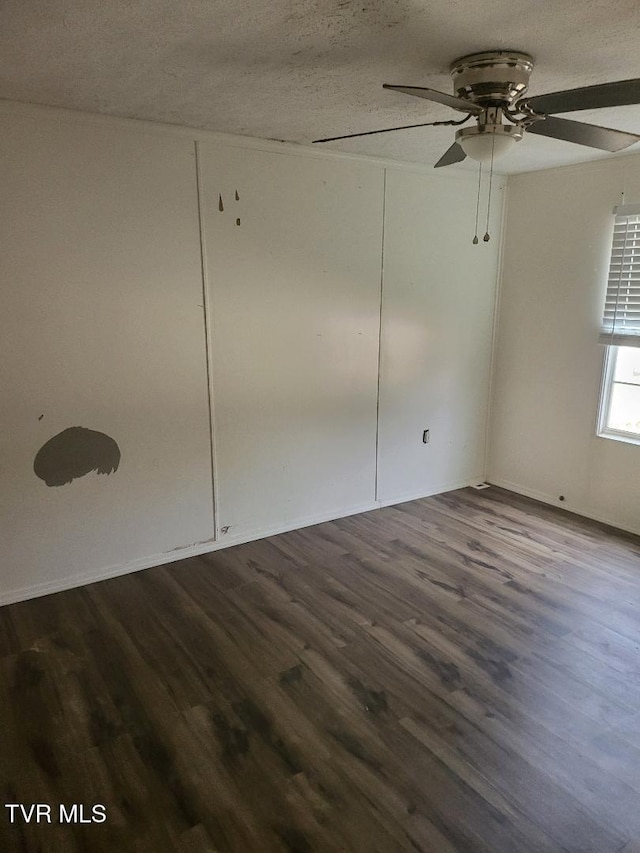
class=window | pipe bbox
[598,204,640,442]
[599,346,640,441]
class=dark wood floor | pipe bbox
[2,487,640,852]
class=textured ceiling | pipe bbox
[2,0,640,173]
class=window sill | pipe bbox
[597,429,640,447]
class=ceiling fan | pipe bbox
[313,51,640,167]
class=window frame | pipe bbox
[597,344,640,446]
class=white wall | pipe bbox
[0,110,216,603]
[198,142,384,539]
[489,153,640,535]
[378,169,504,504]
[0,102,503,603]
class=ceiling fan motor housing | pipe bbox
[450,51,534,107]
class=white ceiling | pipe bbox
[2,0,640,173]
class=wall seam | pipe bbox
[374,168,387,502]
[483,177,510,481]
[194,140,220,537]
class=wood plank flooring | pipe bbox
[1,486,640,852]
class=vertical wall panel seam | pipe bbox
[194,140,219,537]
[483,177,509,481]
[374,168,387,502]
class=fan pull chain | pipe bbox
[473,161,482,244]
[483,133,496,242]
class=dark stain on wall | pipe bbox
[34,427,121,487]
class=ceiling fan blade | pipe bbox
[527,78,640,114]
[312,121,452,144]
[526,116,640,151]
[434,142,466,168]
[383,84,483,115]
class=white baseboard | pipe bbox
[376,477,485,509]
[488,477,640,538]
[0,477,480,607]
[0,543,220,608]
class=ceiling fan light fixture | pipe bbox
[456,123,523,163]
[459,132,515,162]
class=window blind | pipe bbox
[600,203,640,347]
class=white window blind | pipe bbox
[600,203,640,348]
